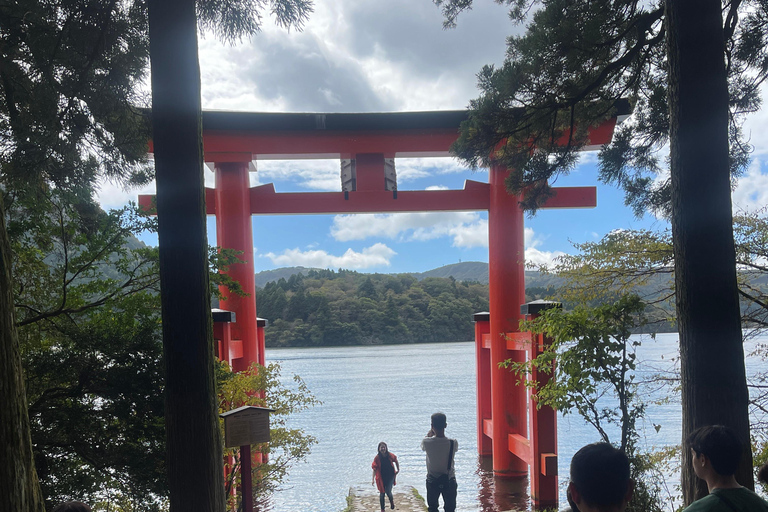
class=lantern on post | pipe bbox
[220,406,274,512]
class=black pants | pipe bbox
[379,476,394,510]
[426,477,457,512]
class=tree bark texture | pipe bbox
[147,1,225,511]
[0,195,46,512]
[666,0,753,503]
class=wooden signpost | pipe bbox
[220,406,274,512]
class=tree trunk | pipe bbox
[147,1,225,511]
[0,195,46,512]
[666,0,753,504]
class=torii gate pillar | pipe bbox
[488,164,528,476]
[214,161,263,371]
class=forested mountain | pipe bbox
[256,269,490,347]
[253,261,566,287]
[252,263,683,346]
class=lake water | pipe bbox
[262,333,766,512]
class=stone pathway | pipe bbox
[347,485,427,512]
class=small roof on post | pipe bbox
[219,406,275,448]
[211,308,236,323]
[520,300,562,316]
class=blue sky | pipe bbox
[95,0,768,275]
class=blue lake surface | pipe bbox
[262,333,765,512]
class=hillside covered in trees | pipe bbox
[255,269,490,347]
[251,263,682,346]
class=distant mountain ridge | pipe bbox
[253,261,565,289]
[253,262,679,335]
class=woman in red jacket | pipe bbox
[371,441,400,511]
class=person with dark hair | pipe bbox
[567,443,634,512]
[421,412,459,512]
[683,425,768,512]
[52,502,92,512]
[372,441,399,511]
[758,463,768,485]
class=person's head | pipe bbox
[52,502,92,512]
[431,412,447,431]
[686,425,742,477]
[758,463,768,485]
[378,442,389,455]
[568,443,633,512]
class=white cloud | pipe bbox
[733,159,768,212]
[743,85,768,157]
[95,178,156,210]
[195,0,513,114]
[328,212,568,268]
[261,243,396,269]
[525,246,567,268]
[523,227,566,267]
[251,157,481,194]
[450,220,488,248]
[254,160,341,191]
[330,212,487,246]
[395,157,480,184]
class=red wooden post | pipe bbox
[213,309,235,366]
[256,317,267,367]
[473,312,492,456]
[354,153,386,191]
[212,309,238,508]
[522,301,561,507]
[240,444,253,512]
[488,164,528,477]
[214,161,260,373]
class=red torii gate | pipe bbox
[140,109,623,507]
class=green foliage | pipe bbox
[1,0,318,510]
[196,0,313,43]
[734,209,768,331]
[217,361,320,505]
[541,210,768,494]
[258,269,490,346]
[209,247,248,300]
[512,295,647,453]
[0,0,153,194]
[434,0,763,216]
[10,192,319,509]
[24,297,167,512]
[753,441,768,495]
[11,193,160,331]
[0,0,317,195]
[626,449,678,512]
[511,294,677,511]
[543,229,675,330]
[543,211,768,333]
[10,193,160,510]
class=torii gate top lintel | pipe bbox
[146,106,629,162]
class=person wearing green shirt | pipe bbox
[684,425,768,512]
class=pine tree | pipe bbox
[434,0,763,500]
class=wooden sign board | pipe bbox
[220,406,274,448]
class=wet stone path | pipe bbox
[347,485,427,512]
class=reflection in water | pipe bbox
[476,456,531,512]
